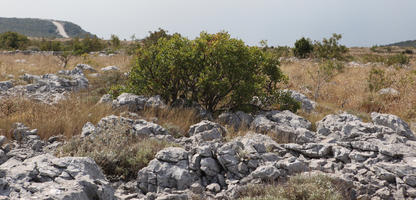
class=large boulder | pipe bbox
[371,112,415,140]
[137,147,198,193]
[251,110,316,144]
[112,93,166,111]
[188,120,226,143]
[87,115,170,139]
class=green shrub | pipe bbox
[277,91,301,113]
[57,132,177,181]
[110,34,121,50]
[313,33,348,60]
[142,28,173,47]
[386,53,409,66]
[126,31,286,112]
[71,35,105,55]
[0,31,29,50]
[293,37,313,58]
[360,54,385,63]
[403,49,413,54]
[238,174,351,200]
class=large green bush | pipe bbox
[126,32,287,112]
[293,37,313,58]
[0,31,29,50]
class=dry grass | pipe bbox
[0,53,131,81]
[281,59,416,125]
[0,95,117,140]
[238,173,353,200]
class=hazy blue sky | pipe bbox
[1,0,415,46]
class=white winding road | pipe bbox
[52,21,69,38]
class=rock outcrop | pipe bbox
[135,111,416,199]
[0,123,115,200]
[0,65,89,104]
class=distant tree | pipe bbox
[142,28,174,47]
[293,37,313,58]
[0,31,29,50]
[313,33,348,60]
[110,34,121,49]
[70,35,105,55]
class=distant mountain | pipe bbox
[0,17,93,38]
[385,40,416,48]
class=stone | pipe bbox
[0,136,6,147]
[249,163,282,181]
[404,175,416,187]
[75,64,97,73]
[206,183,221,193]
[283,143,332,158]
[112,93,147,111]
[0,80,13,91]
[101,66,120,72]
[378,88,399,96]
[188,120,226,143]
[132,120,168,136]
[251,110,314,144]
[371,112,415,140]
[98,94,113,104]
[200,157,220,177]
[218,111,253,129]
[81,122,96,137]
[156,148,188,163]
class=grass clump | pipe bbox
[56,132,177,181]
[238,174,352,200]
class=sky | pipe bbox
[1,0,415,47]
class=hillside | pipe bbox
[386,39,416,48]
[0,17,92,38]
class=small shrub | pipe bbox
[308,60,344,100]
[313,33,348,60]
[360,54,385,63]
[276,91,301,113]
[367,68,388,92]
[293,37,313,58]
[110,34,121,50]
[56,133,177,181]
[403,49,413,54]
[370,45,378,52]
[386,53,410,66]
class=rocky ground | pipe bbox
[0,64,416,199]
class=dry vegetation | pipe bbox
[1,47,416,140]
[238,173,353,200]
[0,53,131,81]
[281,57,416,128]
[56,132,177,181]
